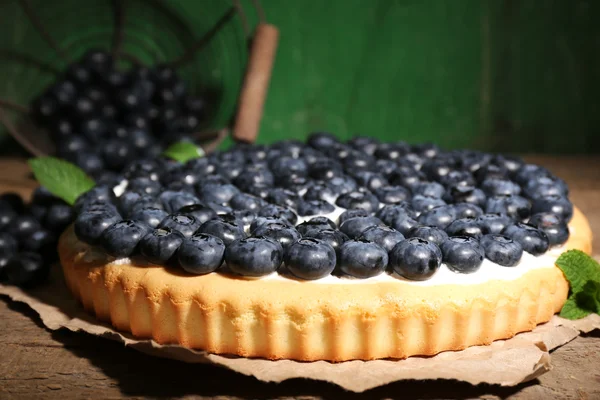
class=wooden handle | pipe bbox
[233,23,279,143]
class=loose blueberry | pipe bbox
[374,185,411,204]
[252,223,301,250]
[225,237,283,277]
[480,234,523,266]
[502,223,550,256]
[197,215,247,245]
[197,182,240,204]
[307,132,339,149]
[417,205,456,229]
[140,227,185,264]
[475,213,512,234]
[295,217,336,237]
[445,217,483,238]
[411,194,447,214]
[441,236,484,273]
[284,238,336,280]
[338,239,388,278]
[157,214,202,237]
[0,193,25,214]
[445,185,487,208]
[101,220,150,257]
[452,203,484,219]
[258,204,298,225]
[485,194,531,221]
[74,185,116,214]
[528,212,569,246]
[407,225,448,246]
[352,171,388,192]
[523,176,568,199]
[6,215,40,242]
[177,233,225,274]
[130,207,168,228]
[177,204,217,224]
[159,190,202,213]
[339,216,384,239]
[0,233,18,256]
[4,252,49,287]
[338,209,369,225]
[389,238,442,281]
[325,175,358,196]
[306,229,349,253]
[480,179,521,196]
[266,188,300,209]
[302,183,336,203]
[296,199,335,216]
[231,210,257,227]
[0,207,17,232]
[335,190,379,213]
[358,225,405,252]
[530,195,573,222]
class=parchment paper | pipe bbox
[1,266,599,393]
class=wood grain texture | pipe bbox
[0,156,599,399]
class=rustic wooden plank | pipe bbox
[0,156,599,399]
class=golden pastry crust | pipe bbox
[58,207,593,361]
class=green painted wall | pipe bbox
[0,0,598,154]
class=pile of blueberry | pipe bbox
[31,49,207,180]
[71,133,573,281]
[0,188,74,286]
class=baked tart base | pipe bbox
[58,207,592,361]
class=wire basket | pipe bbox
[0,0,278,156]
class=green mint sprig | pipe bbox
[555,250,600,320]
[28,157,95,206]
[163,141,205,163]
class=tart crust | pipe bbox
[58,207,593,361]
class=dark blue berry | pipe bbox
[9,215,42,241]
[531,195,573,222]
[74,185,115,214]
[452,203,484,219]
[389,238,442,281]
[295,217,336,237]
[325,175,358,196]
[307,132,339,149]
[198,216,247,245]
[523,176,568,199]
[296,199,335,216]
[513,164,550,186]
[480,179,521,196]
[411,194,446,214]
[407,225,448,246]
[177,233,225,274]
[252,223,301,250]
[234,166,274,189]
[4,252,49,287]
[309,159,344,180]
[197,182,240,204]
[129,195,163,215]
[352,171,388,192]
[225,237,283,277]
[339,216,384,239]
[335,190,379,213]
[445,185,486,207]
[338,209,369,225]
[284,238,336,280]
[0,207,17,232]
[140,227,185,264]
[445,217,483,238]
[159,190,202,213]
[475,213,512,234]
[347,136,379,156]
[475,164,508,183]
[441,236,484,273]
[417,205,456,229]
[485,195,531,221]
[0,233,18,256]
[130,207,168,228]
[231,210,257,227]
[128,177,163,196]
[374,185,411,204]
[528,212,569,246]
[502,223,550,256]
[177,204,217,224]
[0,193,25,214]
[358,225,405,252]
[270,157,308,178]
[266,188,300,209]
[157,214,201,237]
[101,220,150,257]
[306,229,349,253]
[258,204,298,225]
[480,234,523,266]
[338,239,388,278]
[302,183,335,202]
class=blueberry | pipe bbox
[493,154,524,175]
[337,239,388,278]
[159,190,202,213]
[74,209,122,245]
[417,205,456,229]
[440,170,475,188]
[480,179,521,196]
[528,212,569,246]
[421,158,454,181]
[296,199,335,216]
[445,185,487,208]
[197,182,240,204]
[375,159,399,178]
[102,139,133,171]
[445,217,483,238]
[4,252,49,287]
[278,175,311,193]
[502,222,550,256]
[128,177,163,196]
[306,229,349,253]
[335,190,379,213]
[216,160,244,181]
[177,204,217,224]
[197,216,247,245]
[352,171,388,192]
[117,191,144,215]
[250,216,292,233]
[374,185,411,204]
[233,166,274,189]
[452,203,484,219]
[309,159,344,180]
[302,183,336,202]
[413,142,440,158]
[412,181,446,198]
[0,232,18,256]
[284,238,336,280]
[389,166,426,190]
[325,175,358,196]
[231,210,257,227]
[531,195,573,222]
[480,234,523,266]
[244,183,271,200]
[266,188,301,209]
[513,164,551,186]
[129,195,164,215]
[411,195,447,214]
[338,209,369,225]
[389,238,442,281]
[252,222,301,250]
[258,204,298,225]
[177,233,225,274]
[100,220,150,257]
[347,136,379,156]
[307,132,339,149]
[485,195,531,221]
[358,225,405,252]
[8,215,42,241]
[441,236,484,273]
[295,217,337,237]
[343,151,377,172]
[130,207,169,228]
[140,227,185,264]
[270,156,308,178]
[0,207,17,232]
[225,237,283,277]
[374,142,408,160]
[74,185,116,214]
[0,193,25,214]
[157,214,202,237]
[475,164,509,183]
[407,225,448,246]
[339,216,384,239]
[475,213,512,234]
[523,176,568,199]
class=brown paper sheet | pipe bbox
[1,266,599,393]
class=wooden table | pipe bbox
[1,156,599,400]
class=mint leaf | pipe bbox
[163,141,204,163]
[28,157,95,205]
[574,280,600,313]
[555,250,600,293]
[559,297,592,320]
